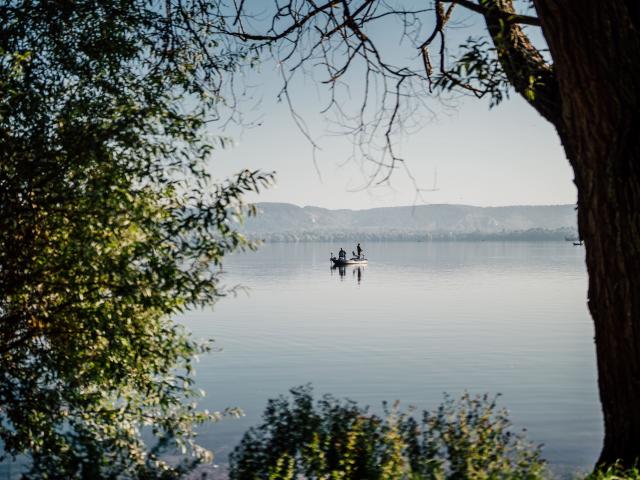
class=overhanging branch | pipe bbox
[481,0,560,124]
[443,0,541,26]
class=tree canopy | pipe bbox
[0,1,272,477]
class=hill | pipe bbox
[241,203,578,242]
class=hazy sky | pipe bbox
[210,4,577,210]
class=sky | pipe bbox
[208,3,577,211]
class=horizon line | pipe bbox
[252,201,577,212]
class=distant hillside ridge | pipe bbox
[241,202,578,242]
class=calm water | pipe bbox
[181,241,602,474]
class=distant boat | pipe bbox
[573,240,583,246]
[330,255,368,266]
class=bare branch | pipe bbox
[214,1,551,194]
[224,1,341,42]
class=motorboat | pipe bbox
[330,255,368,266]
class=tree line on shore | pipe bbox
[247,227,578,243]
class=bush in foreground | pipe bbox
[229,386,546,480]
[586,465,640,480]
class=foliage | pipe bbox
[229,386,547,480]
[435,37,513,108]
[0,1,272,478]
[585,465,640,480]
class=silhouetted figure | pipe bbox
[356,243,363,259]
[338,248,346,259]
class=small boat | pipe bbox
[330,255,368,266]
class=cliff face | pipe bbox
[241,203,577,241]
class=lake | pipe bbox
[181,241,602,475]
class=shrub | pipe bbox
[229,386,546,480]
[585,464,640,480]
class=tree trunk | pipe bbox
[533,0,640,467]
[574,118,640,467]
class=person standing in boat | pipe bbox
[338,248,346,259]
[356,243,363,259]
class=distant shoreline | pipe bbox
[247,227,578,243]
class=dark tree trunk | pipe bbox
[532,0,640,467]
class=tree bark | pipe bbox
[481,0,561,125]
[530,0,640,467]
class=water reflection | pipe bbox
[331,265,364,284]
